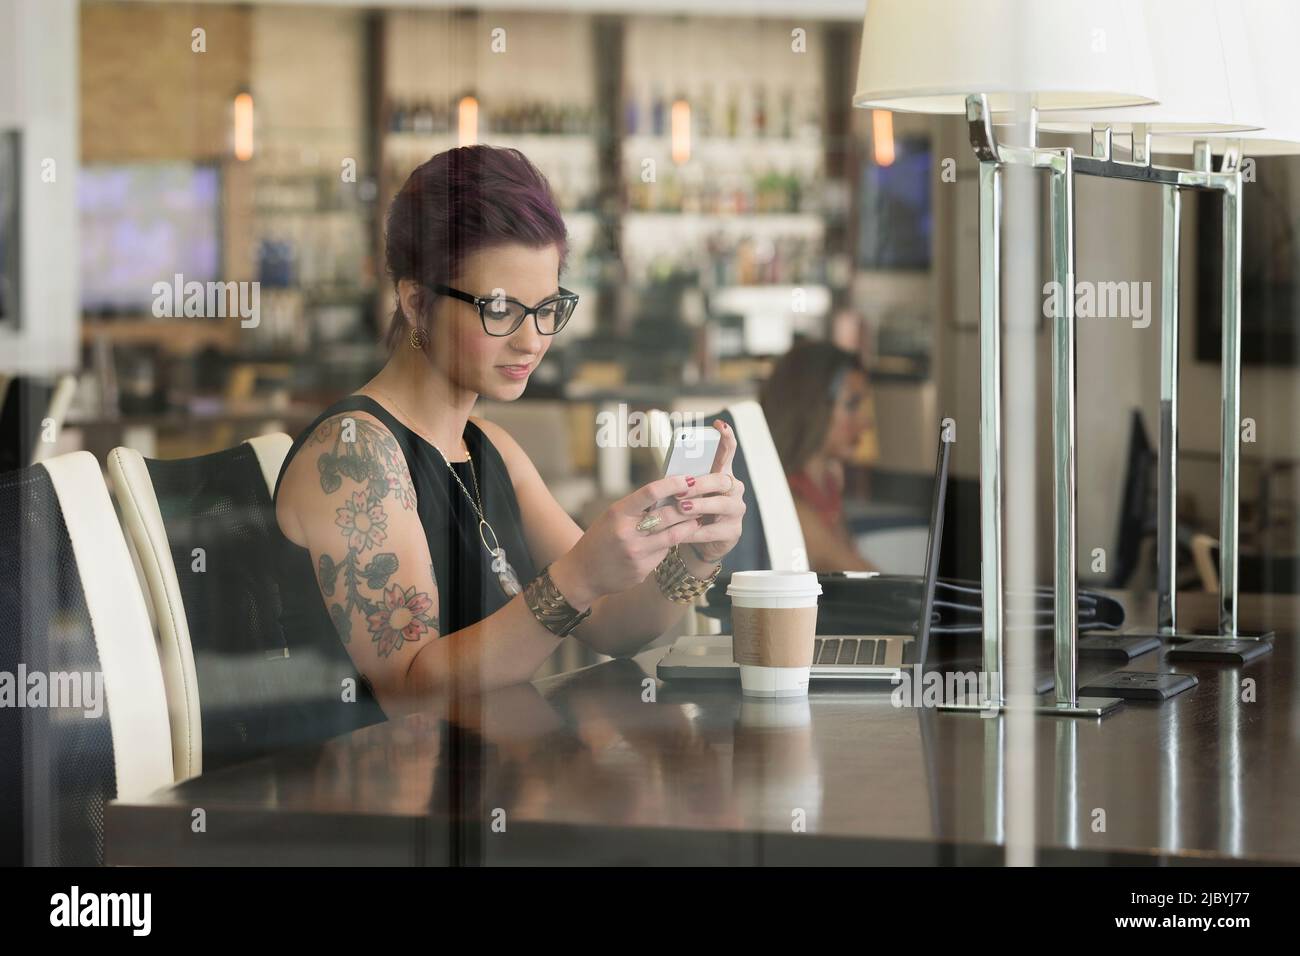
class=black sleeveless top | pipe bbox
[272,395,538,725]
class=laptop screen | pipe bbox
[913,425,952,668]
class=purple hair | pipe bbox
[383,145,569,352]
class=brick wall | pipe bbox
[81,1,251,163]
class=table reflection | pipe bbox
[136,622,1299,865]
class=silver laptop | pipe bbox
[658,427,949,683]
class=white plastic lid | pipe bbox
[726,570,823,600]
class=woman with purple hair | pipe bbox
[273,146,744,720]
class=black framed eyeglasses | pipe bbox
[430,283,579,336]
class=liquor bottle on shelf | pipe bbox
[726,86,740,139]
[482,98,594,136]
[625,230,825,290]
[736,167,753,214]
[782,170,803,213]
[624,87,641,136]
[802,87,823,140]
[622,153,822,217]
[697,84,713,139]
[754,169,772,213]
[651,85,666,138]
[412,100,434,135]
[679,166,702,214]
[754,85,767,138]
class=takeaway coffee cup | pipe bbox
[726,570,821,697]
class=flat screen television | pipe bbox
[1196,157,1300,365]
[857,134,932,271]
[79,162,221,315]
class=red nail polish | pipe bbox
[680,500,693,510]
[685,476,695,486]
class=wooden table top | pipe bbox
[105,590,1299,866]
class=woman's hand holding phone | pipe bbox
[680,419,745,566]
[549,420,745,608]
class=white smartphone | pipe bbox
[652,425,722,510]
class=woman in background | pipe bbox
[760,341,876,573]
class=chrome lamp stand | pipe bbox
[941,92,1270,718]
[1085,132,1275,668]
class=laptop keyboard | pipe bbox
[813,637,888,666]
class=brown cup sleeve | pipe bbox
[732,605,818,667]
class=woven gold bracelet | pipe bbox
[654,545,722,604]
[524,564,592,637]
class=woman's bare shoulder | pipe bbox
[469,415,540,487]
[469,414,513,454]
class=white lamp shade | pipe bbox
[853,0,1159,114]
[1039,0,1262,135]
[1149,0,1300,155]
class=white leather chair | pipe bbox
[30,375,77,463]
[107,434,291,781]
[0,451,174,864]
[246,433,293,495]
[650,400,807,570]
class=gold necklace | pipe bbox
[364,388,522,597]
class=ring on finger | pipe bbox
[726,473,736,495]
[636,512,663,535]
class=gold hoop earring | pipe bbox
[409,326,428,350]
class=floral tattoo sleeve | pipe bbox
[310,415,438,657]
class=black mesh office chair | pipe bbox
[714,407,769,577]
[0,452,173,865]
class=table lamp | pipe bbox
[1046,0,1297,679]
[854,0,1158,116]
[853,0,1259,715]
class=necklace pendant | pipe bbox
[493,547,523,596]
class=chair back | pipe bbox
[0,451,173,865]
[0,375,77,471]
[30,375,78,464]
[649,400,807,575]
[108,434,306,779]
